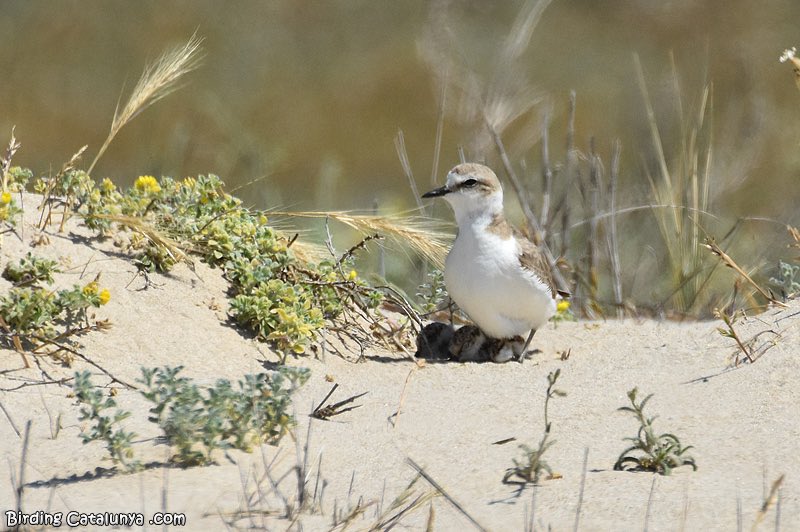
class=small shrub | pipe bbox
[138,365,309,466]
[0,165,30,229]
[73,371,140,471]
[614,387,696,475]
[52,172,382,359]
[2,252,61,287]
[0,277,111,352]
[0,287,61,340]
[230,279,325,356]
[416,268,446,313]
[770,260,800,299]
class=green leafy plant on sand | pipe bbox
[73,370,140,471]
[416,268,447,314]
[2,252,60,287]
[614,387,696,475]
[770,260,800,300]
[73,366,309,469]
[0,255,111,366]
[138,365,309,466]
[33,168,385,359]
[503,369,566,487]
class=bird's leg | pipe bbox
[517,329,537,363]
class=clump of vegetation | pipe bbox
[551,299,576,324]
[33,166,386,359]
[2,252,60,287]
[138,365,309,466]
[416,268,447,314]
[73,366,308,469]
[0,255,111,365]
[73,371,140,471]
[1,35,440,363]
[503,369,566,487]
[614,387,696,475]
[770,260,800,300]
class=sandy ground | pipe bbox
[1,196,798,531]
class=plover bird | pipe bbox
[448,324,487,362]
[422,163,558,362]
[415,322,454,360]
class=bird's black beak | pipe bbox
[422,186,450,198]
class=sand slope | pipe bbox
[1,196,798,531]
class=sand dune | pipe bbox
[1,196,797,531]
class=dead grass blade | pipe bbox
[751,474,784,531]
[36,145,88,231]
[268,210,450,269]
[704,238,787,308]
[789,225,800,260]
[1,127,21,193]
[635,53,715,312]
[88,34,204,174]
[90,213,188,265]
[406,458,488,532]
[310,384,367,421]
[367,472,437,531]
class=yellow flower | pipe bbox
[98,288,111,305]
[100,178,116,193]
[182,176,196,188]
[0,191,11,204]
[134,175,161,194]
[83,281,99,296]
[348,269,357,281]
[556,300,570,313]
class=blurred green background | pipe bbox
[2,0,799,310]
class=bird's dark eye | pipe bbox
[462,178,478,188]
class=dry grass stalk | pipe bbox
[608,140,624,317]
[635,53,715,313]
[704,238,787,308]
[713,308,754,364]
[750,473,784,531]
[430,72,448,187]
[88,34,204,175]
[407,458,488,532]
[779,47,800,91]
[539,112,553,235]
[91,213,188,265]
[365,473,437,531]
[310,384,367,421]
[789,225,800,259]
[36,145,88,231]
[1,128,21,193]
[395,130,425,214]
[268,210,450,269]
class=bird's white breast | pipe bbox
[444,221,555,339]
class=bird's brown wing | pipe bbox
[514,228,557,299]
